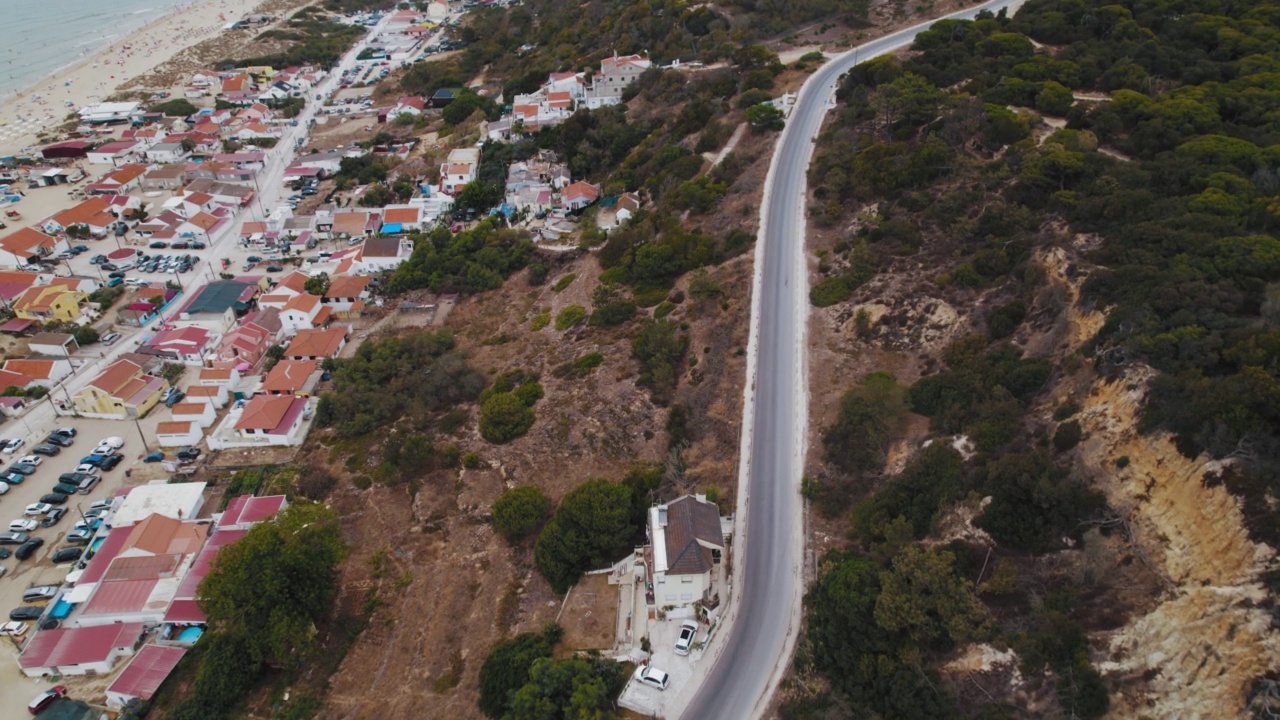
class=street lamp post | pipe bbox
[132,415,150,452]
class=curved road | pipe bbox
[680,1,1028,718]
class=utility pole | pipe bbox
[132,416,150,452]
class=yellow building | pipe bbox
[12,286,87,323]
[71,359,169,418]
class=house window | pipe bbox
[681,578,693,584]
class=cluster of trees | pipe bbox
[150,98,198,117]
[478,623,627,719]
[631,318,689,405]
[388,221,536,294]
[534,472,655,593]
[314,329,486,438]
[222,15,365,70]
[478,370,544,443]
[168,503,345,720]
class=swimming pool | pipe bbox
[177,626,204,644]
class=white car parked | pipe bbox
[24,503,52,516]
[2,438,24,454]
[16,455,41,467]
[633,665,670,691]
[7,519,37,533]
[674,620,698,656]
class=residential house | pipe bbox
[156,420,202,447]
[184,383,228,409]
[88,140,142,166]
[105,645,189,711]
[12,285,87,322]
[72,359,169,417]
[596,191,643,229]
[220,73,255,102]
[0,228,65,268]
[182,179,255,208]
[331,210,381,239]
[141,326,219,365]
[647,494,726,608]
[197,366,241,388]
[142,164,189,191]
[231,394,309,445]
[87,163,148,195]
[145,142,189,164]
[284,327,348,360]
[380,205,423,233]
[439,146,480,193]
[28,332,78,356]
[323,274,371,313]
[170,400,216,428]
[3,357,72,388]
[280,293,330,334]
[0,271,46,306]
[584,53,652,108]
[18,622,146,678]
[260,358,321,396]
[389,96,426,120]
[44,197,121,236]
[294,150,346,174]
[355,236,413,273]
[560,181,601,211]
[175,279,258,327]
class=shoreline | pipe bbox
[0,0,269,155]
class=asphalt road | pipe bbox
[680,1,1028,718]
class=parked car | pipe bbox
[52,427,76,439]
[2,438,25,454]
[101,263,118,272]
[143,451,164,463]
[8,519,37,533]
[52,483,78,496]
[31,444,60,456]
[43,434,72,448]
[17,455,42,467]
[71,245,89,254]
[38,493,68,505]
[65,528,93,545]
[190,241,207,250]
[165,391,186,407]
[27,684,65,714]
[266,264,283,272]
[170,241,190,250]
[2,472,23,485]
[106,277,123,288]
[101,332,122,346]
[73,476,100,494]
[40,508,66,528]
[0,620,28,636]
[25,503,52,516]
[8,463,36,475]
[246,255,263,263]
[98,453,123,471]
[176,447,201,461]
[21,585,57,602]
[14,538,43,560]
[88,498,114,512]
[0,531,29,544]
[0,480,9,494]
[90,254,108,265]
[149,240,169,249]
[96,436,123,450]
[51,547,82,564]
[9,606,44,621]
[633,665,670,691]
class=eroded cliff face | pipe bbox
[1042,247,1280,718]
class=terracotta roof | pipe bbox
[382,206,420,224]
[276,271,310,294]
[51,197,114,228]
[4,358,60,378]
[326,274,370,298]
[157,420,197,435]
[662,495,724,576]
[361,237,403,258]
[169,401,207,417]
[235,394,300,431]
[285,327,346,358]
[0,227,58,256]
[185,385,221,397]
[105,163,148,185]
[106,645,188,702]
[261,359,319,393]
[87,359,144,395]
[29,331,73,346]
[199,367,233,380]
[332,211,373,236]
[562,181,600,202]
[282,293,321,315]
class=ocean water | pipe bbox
[0,0,192,99]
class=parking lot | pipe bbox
[0,416,170,706]
[618,614,708,717]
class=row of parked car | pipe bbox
[6,496,116,628]
[0,429,124,583]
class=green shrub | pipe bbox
[810,276,852,307]
[479,393,535,443]
[1053,420,1083,451]
[534,479,636,593]
[551,273,577,292]
[554,305,586,331]
[493,486,551,541]
[530,312,551,330]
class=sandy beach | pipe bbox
[0,0,269,155]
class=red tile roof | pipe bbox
[19,622,145,671]
[107,645,188,701]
